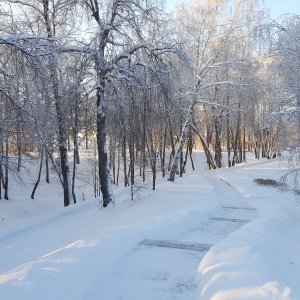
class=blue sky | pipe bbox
[265,0,300,19]
[166,0,300,19]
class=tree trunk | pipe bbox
[17,119,22,172]
[45,150,50,183]
[74,134,80,165]
[233,104,241,166]
[243,120,246,162]
[161,124,167,177]
[40,0,74,207]
[226,95,231,167]
[67,129,71,151]
[0,158,2,199]
[182,143,189,173]
[31,150,43,199]
[168,98,197,181]
[168,121,176,172]
[188,133,195,171]
[129,101,135,199]
[109,138,116,185]
[116,146,120,186]
[4,136,9,200]
[96,71,113,207]
[152,153,156,190]
[122,134,128,187]
[50,55,74,207]
[214,114,222,168]
[142,100,147,182]
[146,134,156,190]
[72,146,77,204]
[191,123,216,170]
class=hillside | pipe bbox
[0,153,299,300]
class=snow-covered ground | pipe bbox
[0,152,299,300]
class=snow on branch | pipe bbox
[198,80,252,90]
[0,37,32,56]
[85,83,103,96]
[111,42,182,66]
[0,34,92,58]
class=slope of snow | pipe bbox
[0,152,299,299]
[197,158,300,300]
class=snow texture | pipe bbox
[0,152,299,300]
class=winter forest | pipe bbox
[1,0,300,207]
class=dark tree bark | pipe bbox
[161,124,167,177]
[129,100,135,200]
[4,136,9,200]
[51,59,74,207]
[214,113,222,168]
[16,114,22,172]
[41,0,75,207]
[122,133,129,187]
[72,146,77,204]
[0,158,2,199]
[142,101,147,182]
[233,103,241,166]
[168,121,176,172]
[146,133,157,191]
[96,82,113,207]
[86,0,114,207]
[45,150,50,183]
[226,95,232,167]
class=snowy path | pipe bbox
[82,173,258,300]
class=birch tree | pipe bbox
[169,0,264,180]
[80,0,181,206]
[263,15,300,188]
[4,0,79,206]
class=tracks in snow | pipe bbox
[86,173,258,300]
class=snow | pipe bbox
[0,152,299,299]
[197,159,300,300]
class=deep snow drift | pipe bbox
[0,152,299,300]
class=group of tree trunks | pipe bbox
[1,0,297,205]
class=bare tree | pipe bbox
[261,15,300,189]
[2,0,80,206]
[79,0,182,206]
[169,0,264,180]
